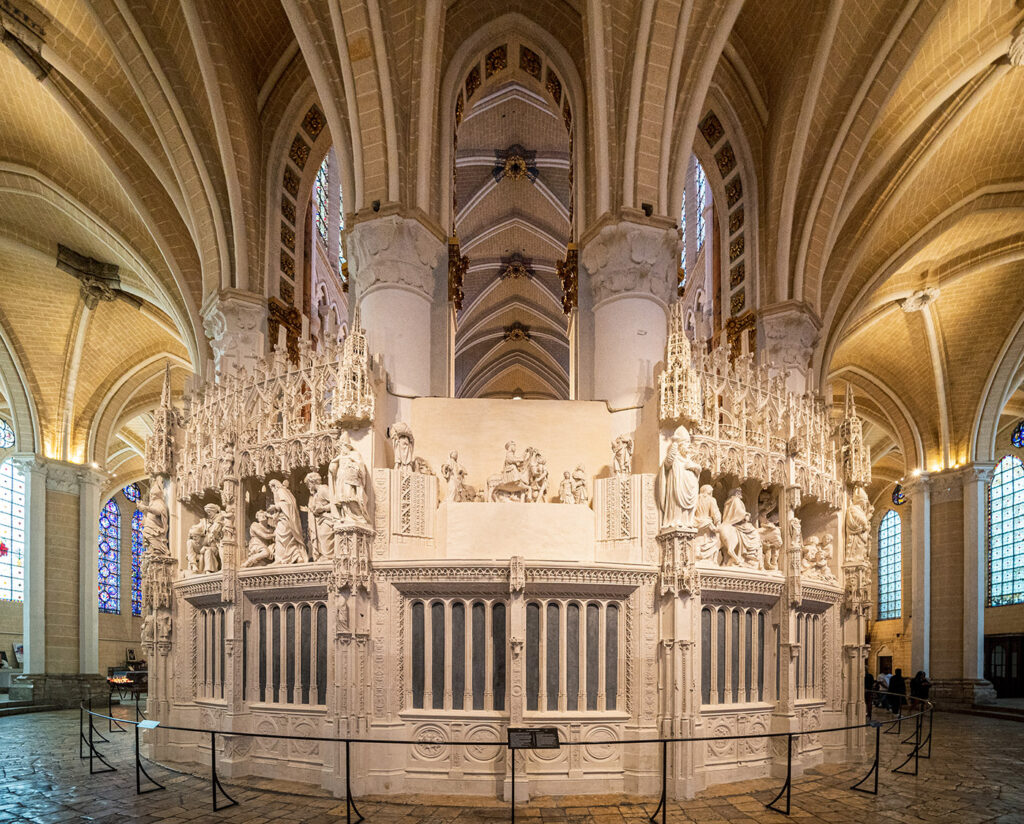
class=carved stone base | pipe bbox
[332,525,375,592]
[141,553,178,611]
[657,528,699,596]
[929,678,998,708]
[11,673,109,708]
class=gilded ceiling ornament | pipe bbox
[503,321,531,342]
[499,253,532,280]
[557,243,578,314]
[448,237,468,310]
[493,144,538,183]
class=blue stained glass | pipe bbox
[695,160,707,252]
[877,510,901,620]
[0,420,14,449]
[98,498,120,614]
[1012,421,1024,449]
[131,509,143,616]
[123,483,141,503]
[314,158,329,244]
[989,456,1024,607]
[892,484,906,506]
[0,460,25,602]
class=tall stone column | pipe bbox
[759,301,821,395]
[347,214,445,400]
[201,288,267,378]
[77,468,102,675]
[11,455,46,673]
[12,459,108,705]
[580,218,679,411]
[927,466,997,706]
[904,474,931,676]
[962,463,995,690]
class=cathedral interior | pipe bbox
[1,0,1024,812]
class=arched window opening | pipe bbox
[314,157,329,244]
[0,459,25,602]
[877,510,901,619]
[679,156,710,290]
[131,509,143,616]
[98,498,120,614]
[0,419,14,449]
[123,483,140,503]
[989,455,1024,607]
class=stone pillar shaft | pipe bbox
[907,475,930,675]
[77,472,100,674]
[14,456,47,673]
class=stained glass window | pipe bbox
[695,160,707,252]
[989,455,1024,607]
[314,157,329,244]
[1012,421,1024,448]
[131,509,143,616]
[98,498,120,614]
[123,483,141,503]
[0,460,25,602]
[877,510,901,620]
[0,420,14,449]
[679,197,687,287]
[891,484,906,506]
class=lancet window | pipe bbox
[131,510,143,617]
[98,498,120,614]
[877,509,901,619]
[314,157,329,244]
[0,459,25,602]
[679,156,710,288]
[410,598,507,712]
[525,599,620,713]
[700,605,768,705]
[123,483,140,503]
[989,455,1024,607]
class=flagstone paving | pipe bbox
[0,709,1021,823]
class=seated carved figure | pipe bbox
[718,488,763,568]
[242,509,276,568]
[757,489,782,571]
[693,485,722,563]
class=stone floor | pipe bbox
[0,709,1022,823]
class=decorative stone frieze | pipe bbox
[580,221,680,306]
[347,214,444,298]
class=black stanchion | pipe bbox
[891,710,921,776]
[210,731,238,811]
[345,739,364,824]
[924,707,934,759]
[510,746,516,824]
[88,698,110,744]
[87,706,116,774]
[79,704,86,760]
[107,688,127,734]
[648,739,668,824]
[765,732,794,815]
[850,722,881,795]
[135,723,165,795]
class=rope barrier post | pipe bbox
[79,704,85,760]
[510,745,516,824]
[134,721,166,796]
[765,733,793,815]
[850,721,880,795]
[344,739,364,824]
[210,730,238,811]
[648,739,667,824]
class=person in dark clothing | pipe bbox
[888,668,906,715]
[864,666,875,720]
[909,671,931,704]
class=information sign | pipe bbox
[507,726,560,749]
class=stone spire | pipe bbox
[658,300,702,426]
[335,308,374,426]
[838,383,871,488]
[145,362,174,477]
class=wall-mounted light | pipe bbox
[512,388,524,400]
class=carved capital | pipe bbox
[348,215,444,298]
[580,221,680,306]
[201,289,266,379]
[758,301,820,392]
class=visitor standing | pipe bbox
[910,671,931,706]
[864,666,875,720]
[888,668,907,715]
